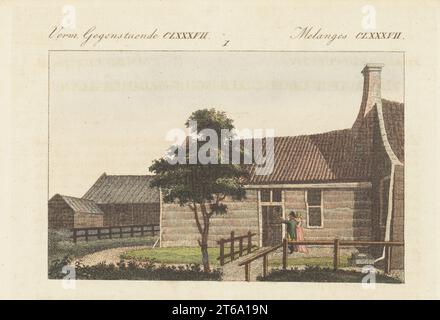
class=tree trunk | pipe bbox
[200,241,210,272]
[192,202,211,272]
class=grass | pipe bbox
[122,247,221,266]
[48,229,157,264]
[258,266,402,283]
[269,255,350,268]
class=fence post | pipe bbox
[85,229,89,242]
[141,225,144,237]
[247,231,252,253]
[386,245,392,274]
[282,238,288,270]
[73,229,77,244]
[119,227,123,238]
[109,227,112,239]
[239,238,243,257]
[230,231,235,261]
[97,228,101,240]
[333,238,340,271]
[244,263,250,282]
[263,254,268,278]
[219,239,225,266]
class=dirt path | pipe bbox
[74,246,150,266]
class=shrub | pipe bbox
[257,266,402,283]
[48,256,222,281]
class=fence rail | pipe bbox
[238,238,404,281]
[217,231,257,266]
[72,224,160,243]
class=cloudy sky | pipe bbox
[49,51,404,198]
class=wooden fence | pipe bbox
[217,231,257,266]
[72,224,160,243]
[238,238,404,281]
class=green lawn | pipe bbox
[48,229,157,264]
[269,255,350,268]
[122,247,221,265]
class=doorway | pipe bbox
[262,205,283,246]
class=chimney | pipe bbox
[352,63,384,130]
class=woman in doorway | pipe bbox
[294,213,308,254]
[282,211,298,253]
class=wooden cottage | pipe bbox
[48,174,160,229]
[82,174,160,227]
[48,194,104,229]
[159,64,404,269]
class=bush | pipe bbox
[48,256,222,281]
[257,266,402,283]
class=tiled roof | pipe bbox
[82,174,160,204]
[382,99,404,163]
[248,99,404,184]
[248,129,371,184]
[52,194,104,214]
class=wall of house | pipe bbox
[98,203,160,227]
[371,112,393,243]
[371,111,404,271]
[284,188,372,240]
[48,198,74,229]
[161,190,259,247]
[390,165,404,270]
[73,213,104,228]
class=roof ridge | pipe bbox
[240,128,352,142]
[104,174,155,177]
[381,98,404,105]
[271,128,352,140]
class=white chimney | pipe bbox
[352,63,384,130]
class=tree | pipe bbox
[149,108,248,272]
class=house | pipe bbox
[48,194,104,229]
[48,174,160,229]
[48,63,404,270]
[160,63,404,269]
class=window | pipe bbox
[306,189,323,228]
[259,189,282,203]
[272,189,282,202]
[260,189,271,202]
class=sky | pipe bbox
[49,51,404,198]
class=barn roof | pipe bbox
[248,98,404,184]
[82,174,160,204]
[50,194,104,214]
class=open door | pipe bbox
[262,205,283,247]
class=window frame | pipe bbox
[306,189,324,228]
[259,189,283,204]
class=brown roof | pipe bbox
[82,173,160,204]
[248,129,371,184]
[50,194,104,214]
[382,99,404,163]
[248,98,404,184]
